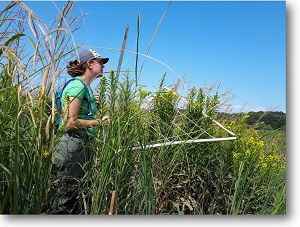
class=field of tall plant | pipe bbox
[0,1,286,215]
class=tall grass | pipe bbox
[0,1,82,214]
[0,1,286,215]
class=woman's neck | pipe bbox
[79,74,92,87]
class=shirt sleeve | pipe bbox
[63,79,86,101]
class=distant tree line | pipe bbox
[245,111,286,131]
[217,111,286,131]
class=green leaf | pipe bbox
[0,34,26,57]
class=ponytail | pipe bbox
[67,60,86,77]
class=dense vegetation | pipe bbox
[0,1,286,215]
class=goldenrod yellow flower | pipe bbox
[42,151,49,159]
[252,130,258,138]
[243,115,250,120]
[245,150,251,156]
[268,155,274,161]
[258,141,264,148]
[261,163,267,168]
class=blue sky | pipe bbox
[15,0,286,113]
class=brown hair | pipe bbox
[66,60,87,77]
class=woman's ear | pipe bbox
[86,60,93,68]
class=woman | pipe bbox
[52,49,109,214]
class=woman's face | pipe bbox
[91,59,105,78]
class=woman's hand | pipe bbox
[101,115,110,125]
[64,97,99,130]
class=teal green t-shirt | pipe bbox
[60,77,97,135]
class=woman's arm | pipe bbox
[63,97,99,130]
